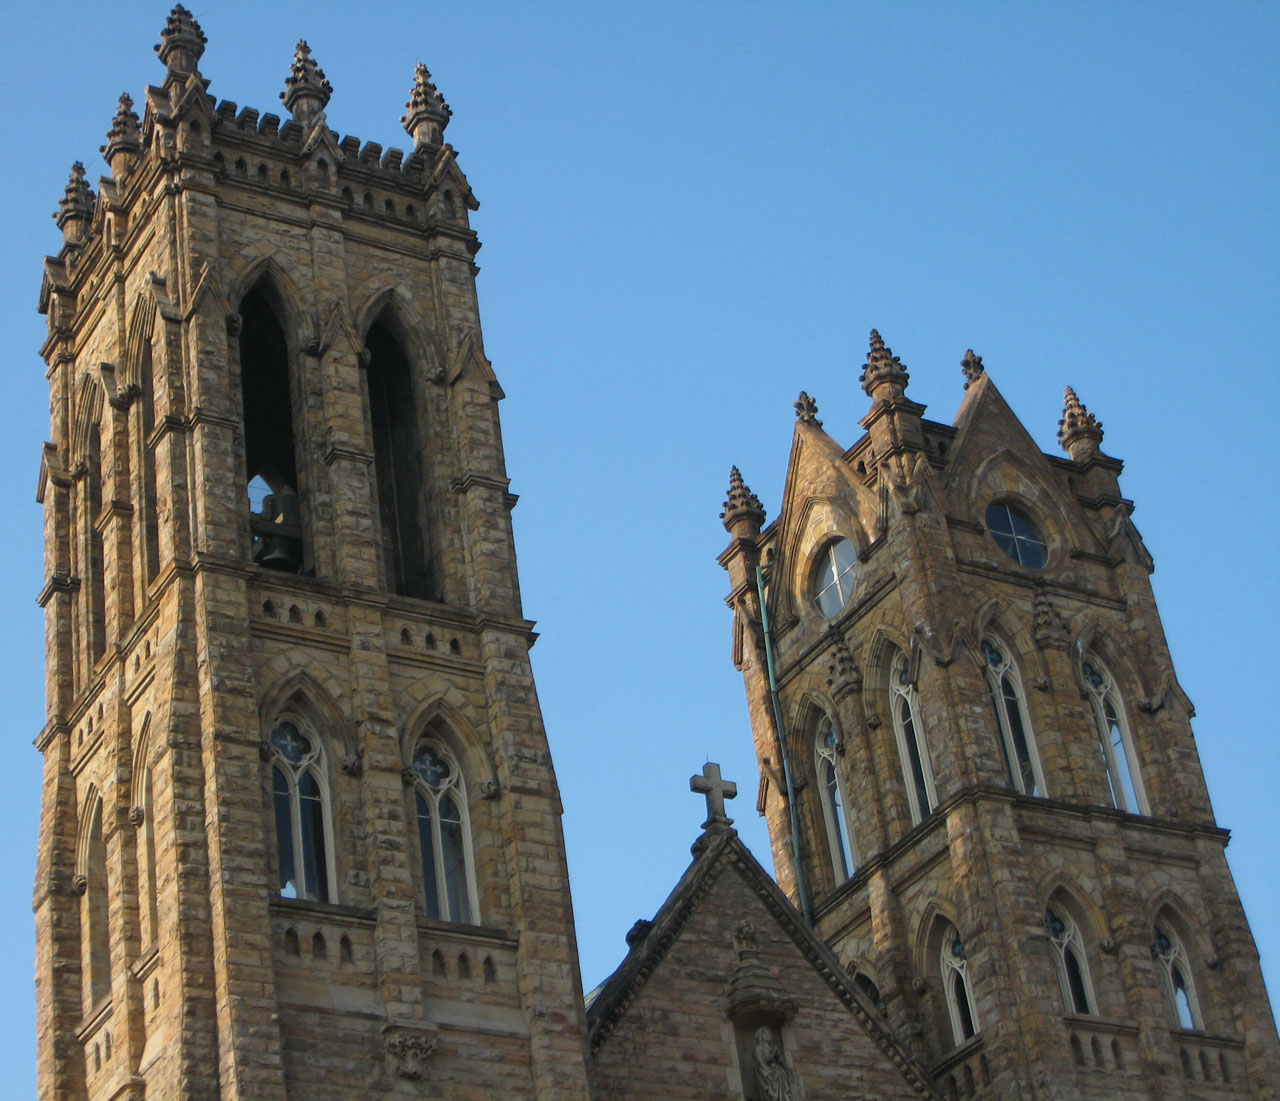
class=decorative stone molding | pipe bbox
[724,918,797,1024]
[826,626,862,700]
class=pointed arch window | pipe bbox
[365,321,433,599]
[86,422,107,664]
[137,763,159,949]
[981,638,1045,797]
[890,652,936,823]
[267,720,335,902]
[1045,905,1095,1015]
[815,716,857,881]
[812,538,857,618]
[240,285,305,573]
[940,921,980,1045]
[1153,923,1201,1030]
[1082,658,1146,814]
[410,740,478,923]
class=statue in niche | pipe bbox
[752,1026,797,1101]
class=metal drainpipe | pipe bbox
[755,563,814,926]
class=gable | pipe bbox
[588,833,939,1100]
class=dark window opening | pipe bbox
[87,425,107,663]
[365,321,433,598]
[240,286,304,573]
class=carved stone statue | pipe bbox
[752,1026,797,1101]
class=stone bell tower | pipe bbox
[719,334,1280,1098]
[34,9,591,1098]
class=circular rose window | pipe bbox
[985,502,1047,568]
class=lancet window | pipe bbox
[815,716,857,881]
[939,920,980,1045]
[365,321,432,599]
[981,638,1045,797]
[410,740,477,923]
[239,285,305,573]
[267,720,335,902]
[1153,922,1201,1030]
[1045,905,1094,1015]
[889,651,936,823]
[1082,657,1145,814]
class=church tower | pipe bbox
[34,9,591,1098]
[719,334,1280,1098]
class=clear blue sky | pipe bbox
[2,3,1276,1093]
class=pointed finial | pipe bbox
[794,391,822,427]
[155,5,207,77]
[961,349,985,390]
[54,163,95,244]
[101,93,142,178]
[1058,385,1104,461]
[401,62,453,149]
[281,40,333,127]
[720,466,766,536]
[859,329,910,400]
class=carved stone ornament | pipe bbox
[1098,936,1118,955]
[479,778,499,800]
[401,766,417,787]
[72,874,88,896]
[911,975,928,994]
[826,625,862,699]
[339,753,363,777]
[384,1031,437,1080]
[128,805,145,827]
[794,390,822,426]
[258,740,273,762]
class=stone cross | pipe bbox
[690,761,737,830]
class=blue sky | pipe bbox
[1,3,1276,1092]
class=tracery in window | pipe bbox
[410,739,478,923]
[981,638,1045,797]
[267,720,335,902]
[1082,658,1146,814]
[1045,905,1094,1015]
[1153,922,1201,1030]
[815,716,857,881]
[939,920,980,1045]
[890,652,936,823]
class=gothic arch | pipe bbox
[227,254,311,343]
[352,284,443,369]
[780,493,871,622]
[963,448,1087,560]
[1070,619,1155,705]
[861,625,915,727]
[73,785,105,881]
[128,712,155,807]
[400,694,496,788]
[121,293,159,395]
[1037,871,1108,940]
[259,668,349,757]
[70,371,106,466]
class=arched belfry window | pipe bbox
[409,739,478,923]
[267,720,335,902]
[814,715,857,882]
[1153,921,1202,1030]
[1045,904,1095,1015]
[365,321,432,599]
[1082,657,1146,814]
[939,920,980,1045]
[981,638,1045,797]
[239,285,305,573]
[889,651,936,823]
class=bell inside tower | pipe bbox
[239,283,304,572]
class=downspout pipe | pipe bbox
[755,563,813,926]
